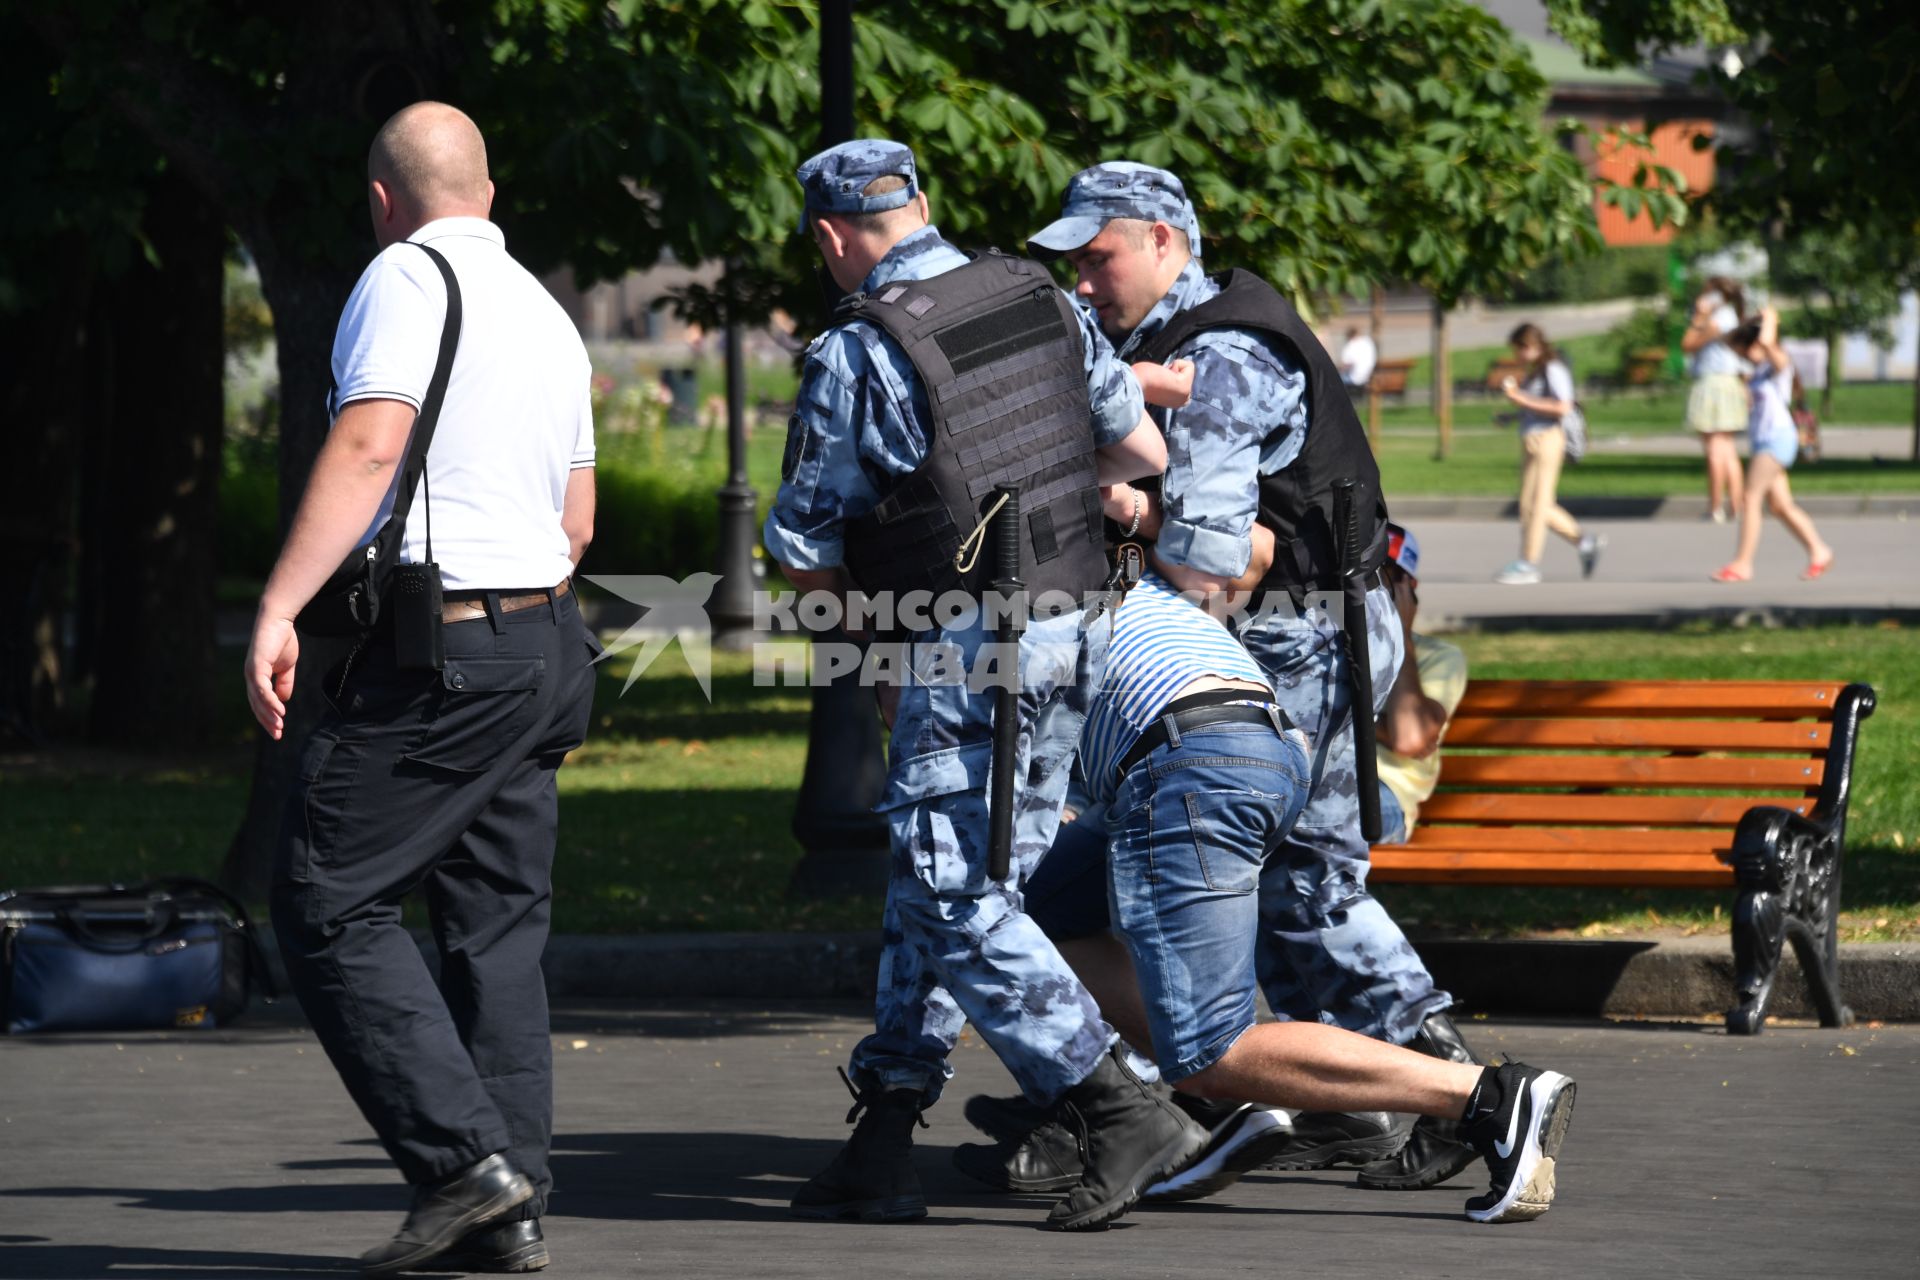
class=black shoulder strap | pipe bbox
[385,242,463,561]
[1134,270,1297,365]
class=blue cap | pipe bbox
[795,139,920,234]
[1028,162,1203,259]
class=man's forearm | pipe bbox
[1095,411,1168,484]
[259,438,402,620]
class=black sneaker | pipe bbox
[952,1117,1085,1193]
[1460,1061,1577,1224]
[1144,1102,1296,1203]
[1262,1109,1414,1170]
[790,1073,929,1223]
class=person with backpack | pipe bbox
[1492,322,1603,586]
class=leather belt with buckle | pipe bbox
[442,577,573,624]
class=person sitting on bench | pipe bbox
[1374,523,1468,845]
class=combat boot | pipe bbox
[1356,1012,1484,1191]
[1046,1047,1208,1231]
[790,1072,929,1223]
[1260,1108,1414,1170]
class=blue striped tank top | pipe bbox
[1078,571,1274,806]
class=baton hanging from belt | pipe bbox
[1331,479,1383,844]
[986,484,1024,883]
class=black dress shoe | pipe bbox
[426,1219,549,1273]
[359,1153,534,1276]
[952,1118,1085,1192]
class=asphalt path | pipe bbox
[1407,514,1916,628]
[2,1001,1916,1279]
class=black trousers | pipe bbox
[272,590,597,1217]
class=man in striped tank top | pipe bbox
[959,548,1581,1224]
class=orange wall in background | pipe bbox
[1594,121,1717,246]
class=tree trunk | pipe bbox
[1431,300,1453,460]
[1367,283,1384,452]
[1821,329,1838,420]
[216,250,363,902]
[85,172,227,749]
[0,252,94,746]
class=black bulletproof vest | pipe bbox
[1134,270,1389,595]
[838,251,1109,612]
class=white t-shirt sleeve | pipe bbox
[329,247,447,416]
[571,364,596,469]
[1546,360,1575,406]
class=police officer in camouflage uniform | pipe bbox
[764,140,1207,1231]
[1027,162,1482,1190]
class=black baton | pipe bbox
[1331,479,1382,844]
[987,485,1024,883]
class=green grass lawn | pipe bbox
[2,625,1913,942]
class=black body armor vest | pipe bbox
[1134,270,1389,595]
[837,251,1109,612]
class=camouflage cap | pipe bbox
[795,139,920,234]
[1027,161,1203,260]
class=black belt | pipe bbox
[1116,688,1293,779]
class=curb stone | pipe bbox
[254,930,1916,1021]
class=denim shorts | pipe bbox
[1106,719,1311,1081]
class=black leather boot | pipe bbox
[426,1219,549,1273]
[953,1117,1085,1192]
[358,1153,533,1275]
[962,1091,1055,1143]
[1261,1109,1415,1170]
[1356,1011,1483,1191]
[790,1077,929,1223]
[1045,1048,1208,1231]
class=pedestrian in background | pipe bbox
[1493,323,1602,585]
[1683,276,1750,523]
[1711,306,1835,582]
[1338,324,1377,402]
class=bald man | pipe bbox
[246,102,597,1275]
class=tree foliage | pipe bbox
[1544,0,1920,239]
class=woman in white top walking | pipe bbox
[1683,276,1750,523]
[1711,306,1834,582]
[1493,323,1603,585]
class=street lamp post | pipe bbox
[786,0,891,899]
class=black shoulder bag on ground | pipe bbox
[295,243,463,659]
[0,878,277,1034]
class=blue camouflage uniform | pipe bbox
[764,140,1150,1105]
[1031,163,1450,1047]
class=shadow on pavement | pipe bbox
[0,1243,348,1277]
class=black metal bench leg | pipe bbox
[1728,866,1785,1036]
[1726,807,1854,1034]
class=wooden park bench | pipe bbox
[1370,679,1877,1035]
[1368,358,1414,400]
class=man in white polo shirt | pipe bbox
[243,101,596,1276]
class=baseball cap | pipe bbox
[1385,522,1420,585]
[1027,161,1204,260]
[794,139,919,234]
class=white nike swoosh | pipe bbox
[1492,1087,1525,1160]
